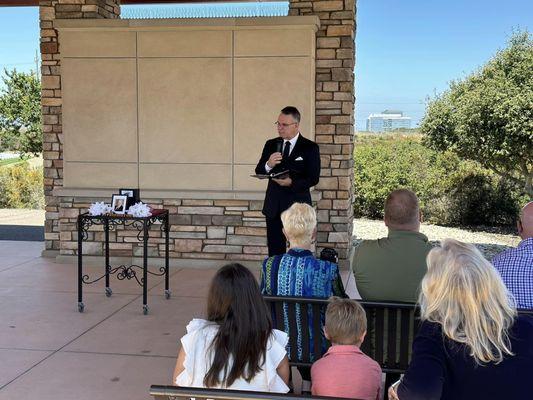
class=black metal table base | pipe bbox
[77,210,170,314]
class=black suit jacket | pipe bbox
[398,316,533,400]
[255,134,320,218]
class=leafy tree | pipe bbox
[0,69,42,156]
[421,30,533,197]
[353,134,522,226]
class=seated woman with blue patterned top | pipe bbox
[260,203,347,378]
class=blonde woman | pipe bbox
[389,239,533,400]
[260,203,346,379]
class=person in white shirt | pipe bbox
[172,263,290,393]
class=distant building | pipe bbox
[366,110,411,132]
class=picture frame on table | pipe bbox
[119,189,134,198]
[111,194,128,214]
[119,188,140,208]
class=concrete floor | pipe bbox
[0,240,220,400]
[0,241,358,400]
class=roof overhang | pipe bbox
[0,0,275,6]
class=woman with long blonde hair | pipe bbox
[389,239,533,400]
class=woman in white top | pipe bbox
[172,263,290,393]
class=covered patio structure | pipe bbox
[0,1,357,397]
[1,0,356,267]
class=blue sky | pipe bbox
[356,0,531,129]
[0,1,531,130]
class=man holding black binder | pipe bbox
[255,106,321,256]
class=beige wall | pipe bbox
[58,18,318,193]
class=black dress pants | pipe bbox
[266,215,287,256]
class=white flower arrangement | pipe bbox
[127,202,152,217]
[89,202,112,216]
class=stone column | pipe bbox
[289,0,356,266]
[40,0,120,254]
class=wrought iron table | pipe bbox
[77,209,170,314]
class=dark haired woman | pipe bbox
[172,263,290,392]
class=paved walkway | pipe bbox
[0,209,45,241]
[0,209,45,226]
[0,240,357,400]
[0,241,217,400]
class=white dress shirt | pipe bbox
[265,132,300,173]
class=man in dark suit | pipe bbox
[255,106,321,256]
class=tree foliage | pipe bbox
[421,30,533,197]
[0,69,42,156]
[0,163,44,209]
[354,134,524,226]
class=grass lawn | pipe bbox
[0,155,42,168]
[0,157,23,167]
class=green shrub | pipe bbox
[354,134,522,226]
[354,135,428,218]
[429,171,522,226]
[0,163,44,209]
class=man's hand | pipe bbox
[272,176,292,187]
[388,380,401,400]
[267,152,282,169]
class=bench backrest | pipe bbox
[263,295,328,366]
[152,310,532,400]
[150,385,353,400]
[359,300,419,374]
[263,295,419,374]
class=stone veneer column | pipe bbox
[289,0,356,266]
[40,0,120,253]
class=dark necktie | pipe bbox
[283,141,291,160]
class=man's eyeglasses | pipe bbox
[274,121,298,128]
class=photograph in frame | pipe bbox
[119,188,140,205]
[111,194,128,214]
[119,189,134,197]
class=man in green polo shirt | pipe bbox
[352,189,433,303]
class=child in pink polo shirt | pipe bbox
[311,297,382,400]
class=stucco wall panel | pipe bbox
[138,58,232,165]
[233,165,267,191]
[60,31,136,58]
[64,162,138,188]
[140,164,232,190]
[62,58,138,163]
[233,57,314,165]
[137,31,232,58]
[57,18,317,192]
[234,29,314,57]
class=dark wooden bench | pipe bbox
[149,385,355,400]
[150,303,533,400]
[264,298,533,388]
[263,295,420,392]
